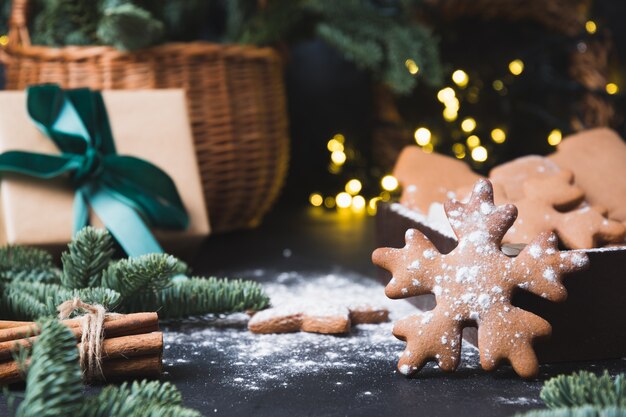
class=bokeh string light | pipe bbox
[309,15,621,212]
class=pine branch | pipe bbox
[122,276,270,318]
[515,406,626,417]
[0,246,61,284]
[102,254,187,297]
[61,227,115,289]
[0,227,268,320]
[15,319,83,417]
[541,371,626,409]
[0,281,121,320]
[97,2,165,51]
[0,288,48,322]
[32,0,99,46]
[84,380,201,417]
[515,407,626,417]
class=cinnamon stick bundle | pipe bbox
[0,312,163,384]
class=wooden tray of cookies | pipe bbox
[375,201,626,363]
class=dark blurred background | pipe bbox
[1,0,624,218]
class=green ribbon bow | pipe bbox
[0,84,189,256]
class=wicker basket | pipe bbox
[1,0,290,233]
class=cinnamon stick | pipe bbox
[0,313,159,361]
[0,312,156,343]
[0,353,163,385]
[0,333,163,384]
[102,354,163,380]
[0,320,32,330]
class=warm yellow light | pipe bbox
[351,195,366,210]
[509,59,524,76]
[445,97,460,112]
[461,117,476,133]
[333,133,345,143]
[367,197,381,216]
[345,179,362,195]
[492,80,504,91]
[451,70,469,88]
[422,143,434,153]
[405,59,419,75]
[547,129,562,146]
[309,193,323,207]
[606,83,619,95]
[585,20,597,34]
[471,146,488,162]
[452,143,466,159]
[336,192,352,208]
[324,196,335,208]
[381,175,399,191]
[437,87,456,103]
[443,108,458,122]
[466,135,480,148]
[414,127,432,146]
[491,128,506,144]
[327,138,344,152]
[380,191,391,202]
[0,35,8,47]
[331,150,346,165]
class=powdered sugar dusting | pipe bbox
[163,270,479,391]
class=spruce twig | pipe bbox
[61,227,114,289]
[0,227,269,320]
[541,371,626,409]
[15,320,83,417]
[102,254,187,297]
[515,372,626,417]
[123,276,270,318]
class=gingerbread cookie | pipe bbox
[503,171,625,249]
[549,128,626,225]
[394,146,482,213]
[248,304,389,334]
[489,155,562,201]
[372,179,589,378]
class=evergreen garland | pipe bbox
[0,226,269,320]
[11,318,201,417]
[515,371,626,417]
[21,0,441,94]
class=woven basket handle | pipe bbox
[8,0,31,48]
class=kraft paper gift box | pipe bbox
[0,89,210,257]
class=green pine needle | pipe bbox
[515,406,626,417]
[516,372,626,417]
[541,371,626,409]
[97,3,165,51]
[0,227,269,320]
[84,380,201,417]
[102,254,187,297]
[0,246,60,284]
[123,276,270,319]
[1,281,121,320]
[61,227,115,289]
[16,319,83,417]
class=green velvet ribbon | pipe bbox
[0,84,189,256]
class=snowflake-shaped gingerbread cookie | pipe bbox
[372,179,589,378]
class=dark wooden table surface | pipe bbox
[2,204,625,416]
